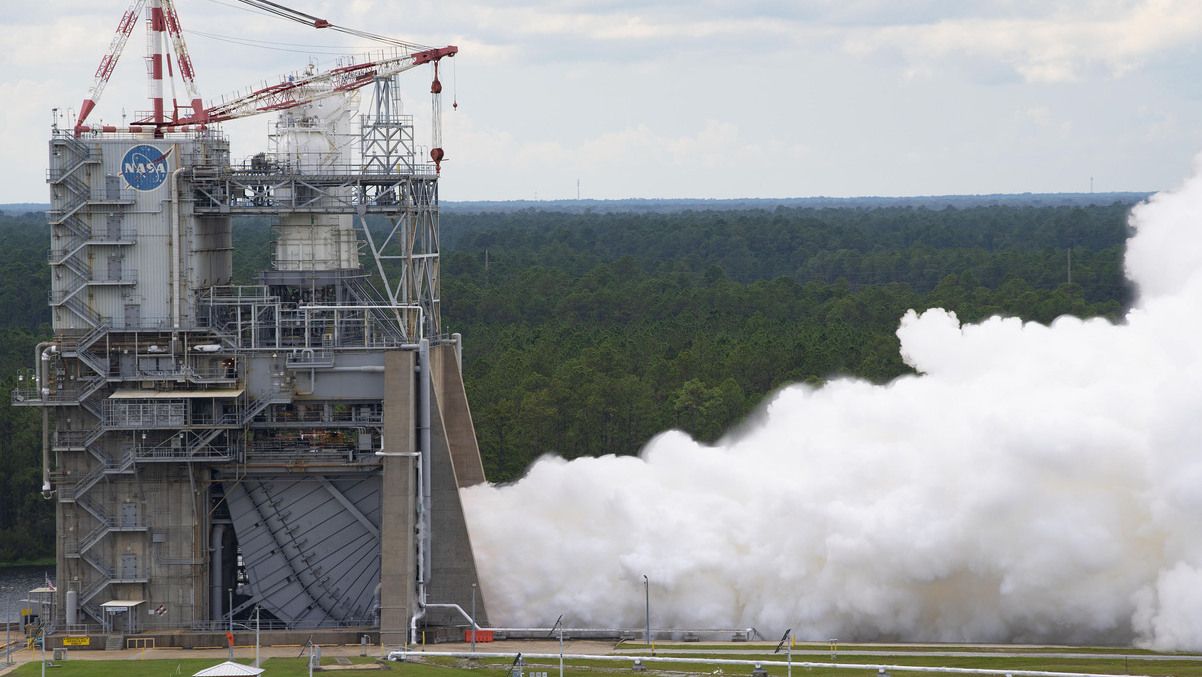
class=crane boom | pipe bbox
[161,0,205,121]
[73,0,457,170]
[181,46,456,128]
[76,0,147,129]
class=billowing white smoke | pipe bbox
[462,161,1202,650]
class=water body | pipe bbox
[0,566,51,623]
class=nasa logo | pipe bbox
[121,144,170,191]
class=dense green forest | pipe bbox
[0,200,1136,560]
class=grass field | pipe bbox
[8,646,1202,677]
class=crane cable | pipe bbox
[232,0,429,50]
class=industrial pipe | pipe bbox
[170,164,185,338]
[36,342,58,496]
[410,338,433,645]
[421,603,476,628]
[210,523,226,622]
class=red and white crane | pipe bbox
[73,0,456,171]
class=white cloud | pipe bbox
[3,1,1202,201]
[844,1,1202,84]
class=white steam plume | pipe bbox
[462,160,1202,650]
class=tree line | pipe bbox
[0,199,1139,559]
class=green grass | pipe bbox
[4,656,506,677]
[11,650,1202,677]
[409,652,1202,677]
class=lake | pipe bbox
[0,566,52,623]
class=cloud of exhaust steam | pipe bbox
[461,159,1202,649]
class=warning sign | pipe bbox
[63,637,90,647]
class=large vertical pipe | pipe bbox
[169,166,185,339]
[419,339,432,586]
[210,523,225,622]
[410,339,432,644]
[148,0,166,124]
[36,343,57,495]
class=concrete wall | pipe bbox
[425,385,489,628]
[430,344,486,488]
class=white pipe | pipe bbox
[396,652,1150,677]
[36,342,57,494]
[421,603,474,628]
[170,165,185,336]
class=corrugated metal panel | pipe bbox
[49,135,230,331]
[225,475,381,625]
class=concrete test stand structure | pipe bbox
[13,59,488,647]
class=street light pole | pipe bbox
[642,574,650,651]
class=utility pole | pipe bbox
[550,615,565,677]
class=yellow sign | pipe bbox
[19,608,30,617]
[63,637,91,647]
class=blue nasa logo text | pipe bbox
[121,145,169,191]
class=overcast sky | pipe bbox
[3,0,1202,202]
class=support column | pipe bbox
[380,350,416,646]
[210,523,225,622]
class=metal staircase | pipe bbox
[47,136,134,329]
